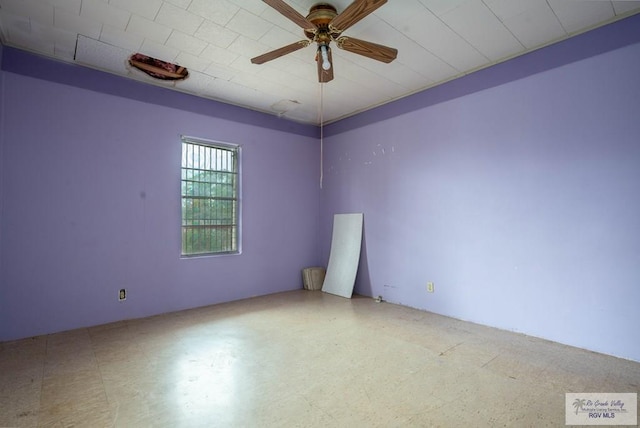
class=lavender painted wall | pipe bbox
[2,15,640,363]
[321,18,640,361]
[0,59,320,341]
[0,43,5,304]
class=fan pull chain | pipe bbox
[319,82,324,189]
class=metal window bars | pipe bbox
[181,139,239,255]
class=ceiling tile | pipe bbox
[411,15,487,71]
[0,10,55,54]
[501,3,566,49]
[259,3,305,27]
[258,25,301,48]
[52,27,77,60]
[109,0,162,21]
[288,105,319,124]
[332,56,406,100]
[548,0,615,34]
[201,78,262,109]
[188,0,239,26]
[30,19,74,44]
[380,0,487,72]
[270,98,306,121]
[226,34,269,58]
[128,67,183,88]
[612,1,640,15]
[228,54,260,74]
[418,0,471,16]
[155,2,203,35]
[232,73,300,105]
[376,1,427,30]
[227,0,269,17]
[46,0,81,15]
[226,9,273,41]
[393,35,459,82]
[0,0,54,26]
[266,55,317,82]
[200,42,239,66]
[323,78,383,108]
[194,19,238,48]
[164,0,192,9]
[337,12,382,38]
[175,51,211,73]
[203,62,237,80]
[369,60,434,92]
[99,24,143,51]
[126,14,171,44]
[345,15,456,84]
[81,0,130,31]
[0,10,30,41]
[173,69,211,95]
[139,38,180,61]
[166,30,207,56]
[8,29,55,54]
[256,67,312,95]
[54,8,101,39]
[484,0,548,21]
[440,0,524,61]
[75,35,129,75]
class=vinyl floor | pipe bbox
[1,290,639,427]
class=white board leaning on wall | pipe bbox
[322,213,363,299]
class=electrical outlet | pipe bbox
[119,289,126,301]
[427,282,435,293]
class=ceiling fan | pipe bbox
[251,0,398,82]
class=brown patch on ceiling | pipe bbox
[128,53,188,81]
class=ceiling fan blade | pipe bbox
[329,0,387,33]
[263,0,317,31]
[251,40,310,65]
[317,47,334,83]
[335,36,397,63]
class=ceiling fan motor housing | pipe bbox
[305,3,338,42]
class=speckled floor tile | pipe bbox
[0,291,638,427]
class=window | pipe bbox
[181,137,240,256]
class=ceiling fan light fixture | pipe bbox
[319,45,331,70]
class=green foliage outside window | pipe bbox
[181,139,239,256]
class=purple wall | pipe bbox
[0,43,4,308]
[0,57,321,341]
[2,15,640,362]
[321,16,640,362]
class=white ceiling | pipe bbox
[1,0,639,125]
